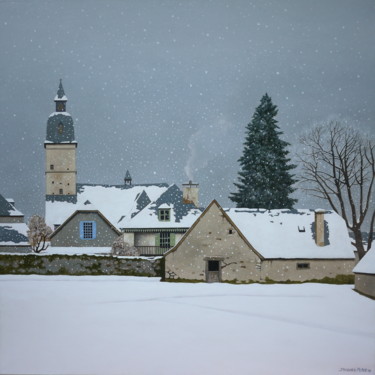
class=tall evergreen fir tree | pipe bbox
[229,93,297,209]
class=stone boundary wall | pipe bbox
[0,254,163,277]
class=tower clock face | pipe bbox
[57,103,64,111]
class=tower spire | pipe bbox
[56,79,66,99]
[54,79,67,112]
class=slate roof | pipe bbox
[45,182,169,228]
[46,80,75,143]
[0,194,23,217]
[225,207,355,259]
[0,223,29,246]
[55,79,67,100]
[45,112,75,143]
[120,184,203,230]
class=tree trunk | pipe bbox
[352,226,365,260]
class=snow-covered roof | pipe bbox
[45,183,169,229]
[225,208,354,259]
[54,95,67,101]
[353,248,375,275]
[120,184,203,230]
[0,194,23,217]
[0,223,29,246]
[48,111,71,118]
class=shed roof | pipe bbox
[353,248,375,275]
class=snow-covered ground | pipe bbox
[0,276,374,375]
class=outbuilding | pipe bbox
[164,200,355,283]
[353,248,375,299]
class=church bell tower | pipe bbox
[45,80,77,197]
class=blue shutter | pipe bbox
[92,221,97,239]
[79,221,84,239]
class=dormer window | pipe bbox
[57,123,64,134]
[158,209,170,222]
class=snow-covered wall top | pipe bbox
[45,183,169,229]
[225,208,354,259]
[353,248,375,274]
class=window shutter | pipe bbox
[155,233,160,247]
[79,221,84,239]
[170,233,176,247]
[92,221,97,239]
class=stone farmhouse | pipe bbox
[45,81,201,254]
[0,193,29,253]
[164,200,355,283]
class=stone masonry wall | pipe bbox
[0,254,163,277]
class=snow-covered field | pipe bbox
[0,276,374,375]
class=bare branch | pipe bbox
[299,121,374,260]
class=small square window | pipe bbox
[228,229,233,234]
[208,260,220,271]
[297,263,310,270]
[158,209,170,221]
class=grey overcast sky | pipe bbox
[0,0,374,219]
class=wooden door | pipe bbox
[207,260,221,283]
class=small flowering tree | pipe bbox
[111,235,140,256]
[27,215,52,253]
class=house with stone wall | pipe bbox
[49,210,121,248]
[164,200,355,283]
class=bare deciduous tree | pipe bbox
[27,215,52,253]
[299,122,374,260]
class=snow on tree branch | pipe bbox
[27,215,53,253]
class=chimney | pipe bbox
[182,181,199,207]
[315,209,325,246]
